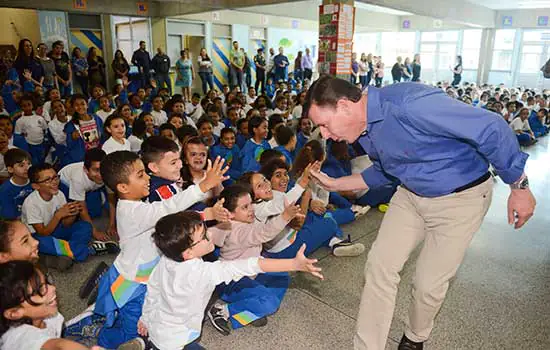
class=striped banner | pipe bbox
[70,29,103,57]
[212,38,230,91]
[249,39,265,85]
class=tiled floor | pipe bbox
[54,139,550,350]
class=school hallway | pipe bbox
[52,139,550,350]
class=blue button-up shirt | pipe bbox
[359,83,528,198]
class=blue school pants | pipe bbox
[95,266,147,349]
[355,184,398,207]
[220,272,290,329]
[33,220,92,262]
[264,212,343,259]
[60,182,105,218]
[28,143,46,166]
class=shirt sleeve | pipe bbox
[405,92,528,184]
[360,160,394,189]
[208,257,263,286]
[22,198,44,225]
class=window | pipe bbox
[519,45,544,73]
[380,32,416,63]
[491,29,516,70]
[112,16,152,61]
[354,33,379,56]
[421,31,459,42]
[462,30,482,69]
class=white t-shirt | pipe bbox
[128,135,143,153]
[21,191,67,233]
[96,109,114,123]
[246,95,257,106]
[102,137,131,154]
[59,162,103,201]
[48,119,67,146]
[0,312,64,350]
[15,114,48,145]
[510,117,531,133]
[212,123,224,137]
[0,145,17,178]
[292,105,303,120]
[114,185,207,282]
[185,103,203,123]
[141,256,262,350]
[151,110,168,126]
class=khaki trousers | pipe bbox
[354,178,493,350]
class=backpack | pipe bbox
[541,58,550,78]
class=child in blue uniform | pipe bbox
[273,125,297,167]
[210,128,242,184]
[0,149,33,219]
[240,116,271,172]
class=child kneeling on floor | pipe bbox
[206,184,303,335]
[138,210,322,350]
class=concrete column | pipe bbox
[477,28,495,85]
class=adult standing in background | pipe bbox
[294,51,304,81]
[71,47,89,96]
[14,39,44,91]
[273,47,289,82]
[391,56,404,83]
[87,47,106,88]
[451,55,463,87]
[197,48,214,95]
[374,56,384,87]
[131,41,151,88]
[36,43,57,91]
[254,48,266,94]
[242,48,252,90]
[304,76,535,350]
[402,57,413,82]
[351,52,359,85]
[412,53,421,82]
[358,53,369,90]
[267,47,276,81]
[49,40,72,98]
[229,41,244,90]
[152,47,172,95]
[112,49,129,80]
[302,47,314,81]
[175,49,194,102]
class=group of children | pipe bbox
[0,69,398,350]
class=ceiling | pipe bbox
[466,0,550,9]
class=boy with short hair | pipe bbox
[158,123,178,143]
[14,94,48,165]
[150,95,167,127]
[137,210,323,350]
[94,151,230,348]
[273,125,297,166]
[210,128,242,184]
[0,149,33,219]
[21,164,113,265]
[95,95,114,123]
[186,93,204,122]
[59,148,114,240]
[207,104,224,137]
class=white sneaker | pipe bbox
[352,205,371,218]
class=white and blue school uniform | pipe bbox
[95,185,208,349]
[210,143,242,183]
[21,190,92,262]
[59,162,105,218]
[14,114,48,165]
[0,312,64,350]
[239,138,271,172]
[273,145,293,166]
[0,178,33,219]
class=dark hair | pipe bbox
[196,117,213,130]
[69,94,88,125]
[141,136,180,170]
[19,94,34,107]
[180,137,208,189]
[28,163,55,184]
[152,211,203,262]
[220,127,236,139]
[71,46,81,59]
[267,114,284,139]
[292,140,324,178]
[159,123,177,136]
[14,39,35,68]
[52,40,63,49]
[0,261,46,336]
[237,118,248,132]
[132,118,147,138]
[260,158,289,181]
[4,148,31,169]
[259,149,283,167]
[168,114,185,125]
[84,148,106,170]
[219,184,252,212]
[175,125,198,143]
[206,104,221,116]
[0,220,18,254]
[303,75,362,119]
[274,125,295,146]
[192,93,201,100]
[103,114,125,137]
[100,151,140,193]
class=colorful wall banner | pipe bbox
[318,3,355,76]
[212,38,230,90]
[70,29,103,57]
[38,11,69,52]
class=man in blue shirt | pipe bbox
[304,76,536,350]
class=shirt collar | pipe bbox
[366,86,384,126]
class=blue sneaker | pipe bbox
[63,306,106,344]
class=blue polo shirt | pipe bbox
[358,83,528,197]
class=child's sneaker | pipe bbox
[351,204,371,218]
[88,240,120,256]
[87,285,99,306]
[39,254,74,271]
[79,261,109,299]
[207,301,231,336]
[332,235,365,257]
[250,317,268,327]
[117,337,146,350]
[63,305,105,343]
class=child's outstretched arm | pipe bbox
[203,198,231,222]
[42,338,104,349]
[259,244,323,280]
[199,156,230,193]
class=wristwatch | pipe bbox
[510,176,529,190]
